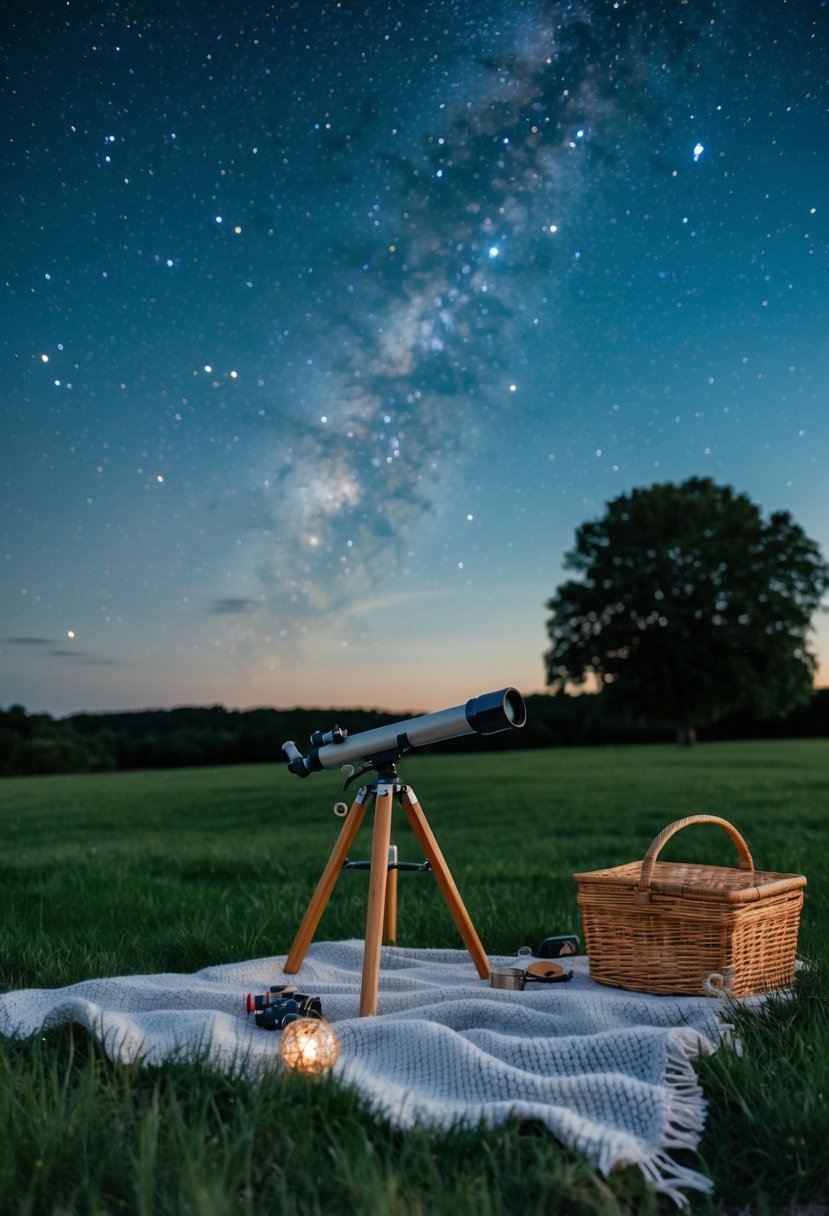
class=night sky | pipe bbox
[2,0,828,718]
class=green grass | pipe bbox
[1,740,827,1214]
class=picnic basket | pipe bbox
[573,814,806,997]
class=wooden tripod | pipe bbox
[283,774,490,1016]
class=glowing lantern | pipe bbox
[278,1018,340,1076]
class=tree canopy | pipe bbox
[544,478,829,743]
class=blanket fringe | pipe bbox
[638,1151,714,1208]
[647,1036,713,1206]
[594,1033,713,1209]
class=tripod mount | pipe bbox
[283,754,490,1016]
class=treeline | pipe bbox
[1,691,828,777]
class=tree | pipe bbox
[544,478,829,744]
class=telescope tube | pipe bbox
[283,687,526,777]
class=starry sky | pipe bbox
[2,0,828,718]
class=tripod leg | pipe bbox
[402,787,490,980]
[284,794,369,974]
[359,785,394,1016]
[382,844,398,945]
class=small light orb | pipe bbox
[279,1018,340,1076]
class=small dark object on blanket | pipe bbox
[254,998,302,1031]
[247,990,324,1030]
[534,934,580,958]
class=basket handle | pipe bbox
[638,814,754,894]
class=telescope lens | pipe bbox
[503,690,522,724]
[504,688,526,727]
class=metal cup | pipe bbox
[489,966,525,991]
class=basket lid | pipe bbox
[573,859,806,904]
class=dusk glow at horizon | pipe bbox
[2,0,828,718]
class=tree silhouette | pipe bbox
[544,478,829,744]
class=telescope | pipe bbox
[282,686,527,1014]
[282,686,526,777]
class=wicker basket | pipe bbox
[573,815,806,997]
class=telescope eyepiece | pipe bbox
[283,740,312,777]
[310,724,347,748]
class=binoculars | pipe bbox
[245,985,323,1031]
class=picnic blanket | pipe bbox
[0,941,738,1206]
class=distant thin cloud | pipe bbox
[2,637,121,664]
[207,598,259,615]
[46,650,121,665]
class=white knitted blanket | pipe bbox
[0,942,734,1206]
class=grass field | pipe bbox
[1,739,827,1214]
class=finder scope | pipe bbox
[282,687,526,778]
